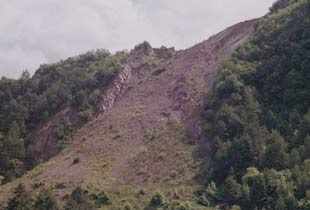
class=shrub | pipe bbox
[152,68,166,76]
[92,190,111,205]
[123,202,133,210]
[6,184,33,210]
[168,200,190,210]
[78,108,93,122]
[73,158,80,165]
[64,187,112,210]
[54,182,66,189]
[151,190,166,207]
[32,182,44,189]
[64,187,96,210]
[34,189,59,210]
[0,175,5,185]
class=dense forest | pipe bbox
[0,50,127,183]
[201,0,310,209]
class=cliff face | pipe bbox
[100,65,132,113]
[0,19,257,207]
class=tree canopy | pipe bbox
[202,0,310,209]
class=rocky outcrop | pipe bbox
[0,19,258,207]
[99,42,158,113]
[100,65,132,112]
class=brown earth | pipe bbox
[0,19,257,209]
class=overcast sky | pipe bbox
[0,0,275,78]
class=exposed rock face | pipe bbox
[0,19,257,206]
[99,41,160,113]
[100,65,132,112]
[30,66,131,163]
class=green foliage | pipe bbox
[0,175,4,185]
[34,189,59,210]
[241,168,267,209]
[32,181,44,189]
[64,187,96,210]
[78,108,94,122]
[269,0,299,13]
[6,184,59,210]
[64,187,111,210]
[202,0,310,209]
[5,184,33,210]
[197,181,218,207]
[168,200,192,210]
[150,190,167,207]
[231,205,241,210]
[91,190,111,206]
[52,118,75,149]
[123,202,134,210]
[0,50,127,181]
[220,176,241,204]
[147,191,193,210]
[263,130,289,170]
[54,182,66,189]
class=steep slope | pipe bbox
[202,0,310,209]
[0,50,126,182]
[0,19,256,208]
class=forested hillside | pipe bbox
[1,0,310,209]
[202,0,310,209]
[0,50,127,182]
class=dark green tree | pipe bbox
[220,176,241,205]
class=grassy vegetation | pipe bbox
[3,1,310,209]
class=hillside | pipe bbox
[0,49,127,178]
[202,0,310,209]
[0,18,256,209]
[1,0,310,209]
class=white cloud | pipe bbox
[0,0,275,78]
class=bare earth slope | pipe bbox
[0,19,257,208]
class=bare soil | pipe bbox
[0,19,257,208]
